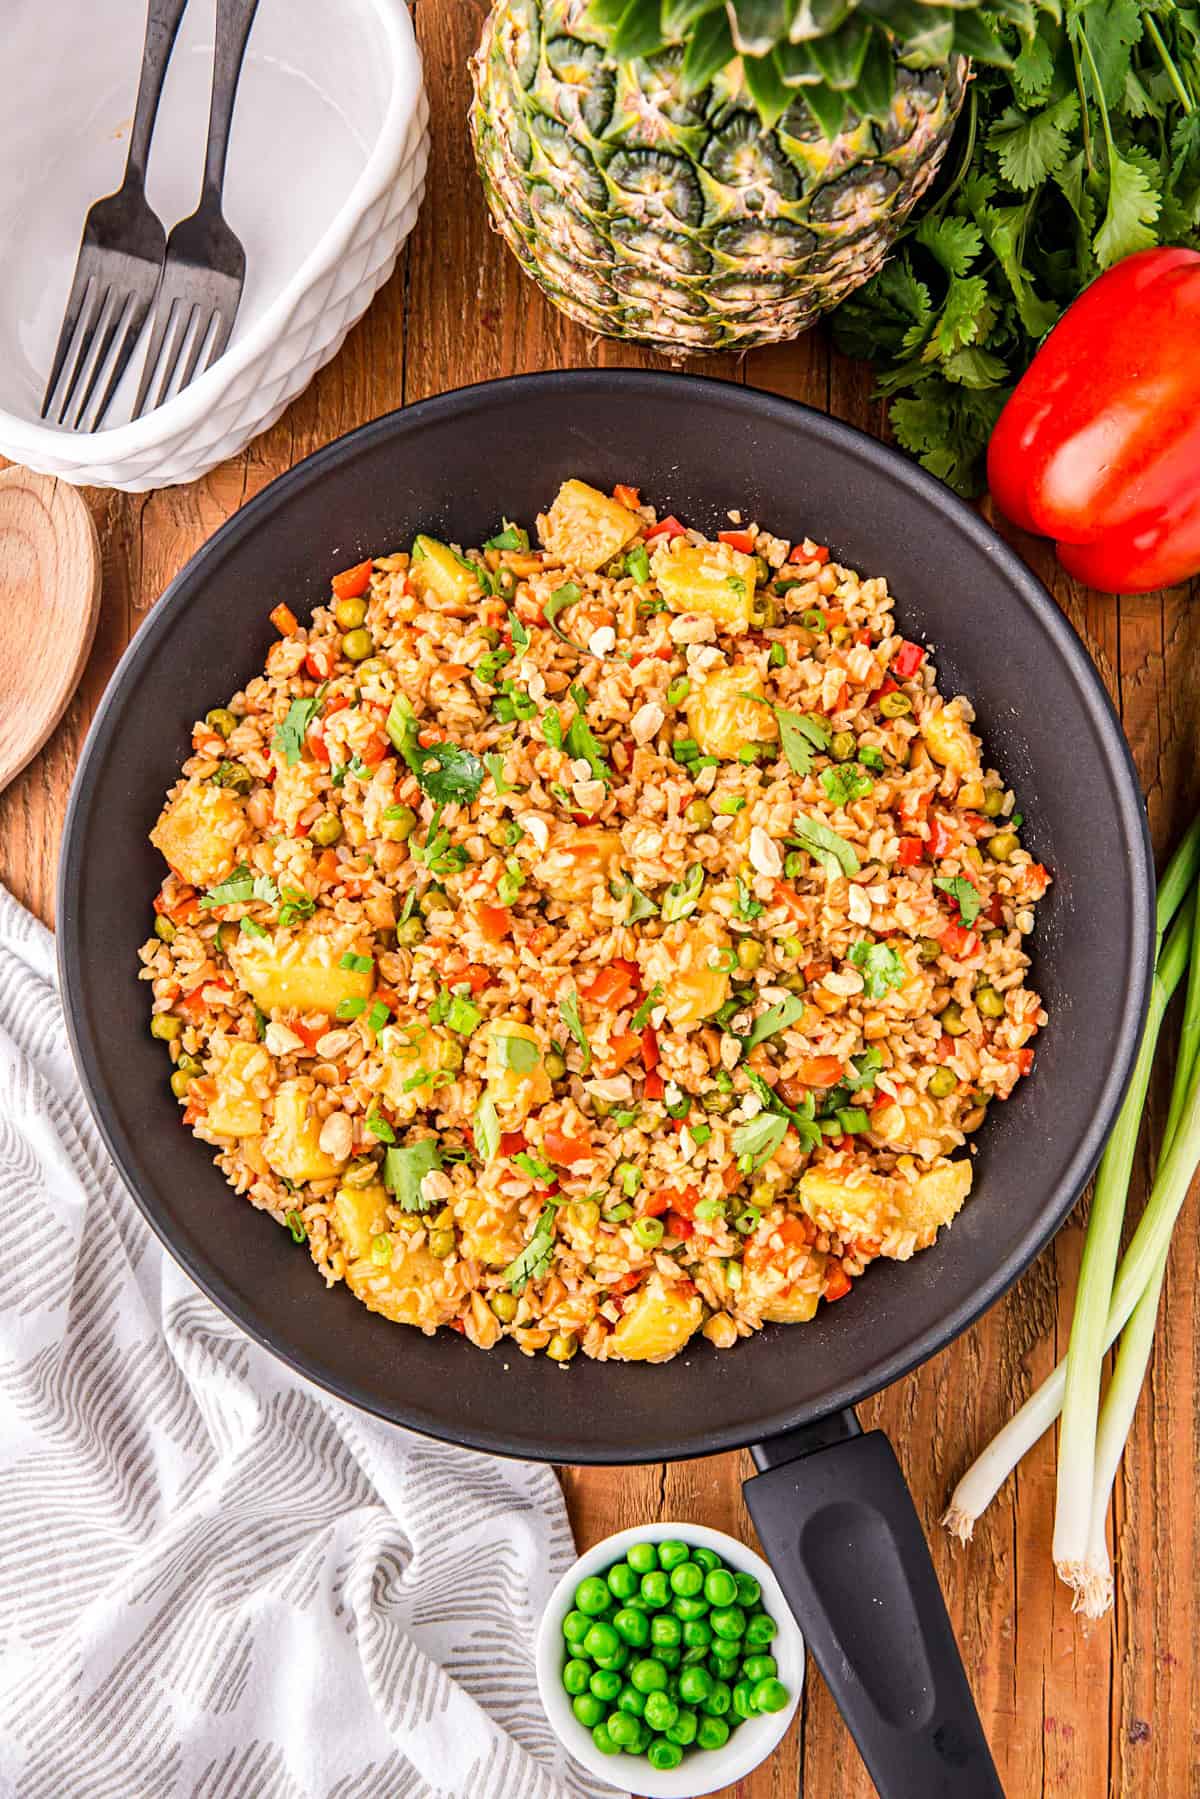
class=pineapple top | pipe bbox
[587,0,1030,136]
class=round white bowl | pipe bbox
[535,1521,805,1798]
[0,0,428,490]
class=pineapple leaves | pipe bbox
[831,0,1200,497]
[610,0,670,58]
[743,48,795,125]
[727,0,795,58]
[809,14,871,91]
[680,9,736,93]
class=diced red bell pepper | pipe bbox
[874,675,899,702]
[645,515,686,543]
[305,641,338,681]
[499,1131,528,1157]
[294,1018,329,1052]
[718,529,755,554]
[986,892,1006,927]
[667,1212,694,1240]
[640,1190,670,1217]
[543,1126,592,1166]
[892,640,926,679]
[643,1070,665,1101]
[722,1161,744,1193]
[613,484,641,509]
[772,881,806,922]
[789,542,829,565]
[331,559,373,601]
[640,1024,659,1071]
[1016,1047,1035,1076]
[824,1265,853,1302]
[661,1185,701,1219]
[939,920,981,960]
[476,904,512,943]
[927,815,954,860]
[897,836,924,869]
[584,960,641,1009]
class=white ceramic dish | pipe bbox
[535,1521,804,1798]
[0,0,428,490]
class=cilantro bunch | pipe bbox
[832,0,1200,496]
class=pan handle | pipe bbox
[744,1412,1003,1798]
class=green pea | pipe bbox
[616,1683,645,1717]
[667,1706,698,1746]
[734,1572,761,1608]
[745,1612,778,1647]
[830,729,856,762]
[170,1069,193,1099]
[732,1680,756,1720]
[583,1620,620,1662]
[605,1708,639,1749]
[212,760,253,794]
[691,1548,721,1572]
[543,1049,567,1082]
[702,1679,731,1717]
[562,1658,590,1695]
[641,1570,670,1609]
[334,596,368,631]
[697,1715,730,1750]
[150,1012,182,1042]
[650,1613,681,1649]
[682,1645,708,1665]
[736,937,764,971]
[630,1657,668,1695]
[547,1330,577,1363]
[612,1607,649,1648]
[742,1653,778,1682]
[710,1605,746,1641]
[627,1541,659,1575]
[310,813,342,847]
[623,1594,651,1613]
[341,627,374,662]
[928,1066,958,1099]
[656,1646,681,1669]
[571,1692,604,1728]
[606,1561,639,1600]
[879,690,912,717]
[205,707,237,739]
[750,593,779,629]
[987,829,1019,862]
[427,1228,456,1259]
[668,1560,704,1599]
[939,1000,967,1036]
[593,1640,629,1673]
[917,936,943,964]
[394,916,424,948]
[671,1594,708,1621]
[703,1568,737,1609]
[575,1576,611,1617]
[975,982,1006,1018]
[678,1664,712,1706]
[591,1721,620,1755]
[644,1691,678,1732]
[686,798,713,829]
[589,1667,622,1702]
[657,1540,689,1572]
[153,914,176,943]
[710,1654,740,1685]
[647,1739,683,1771]
[751,1676,790,1714]
[982,788,1005,816]
[563,1609,590,1646]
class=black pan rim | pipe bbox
[57,368,1156,1465]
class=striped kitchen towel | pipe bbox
[0,886,624,1799]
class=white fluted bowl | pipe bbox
[0,0,427,490]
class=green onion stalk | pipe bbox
[944,816,1200,1593]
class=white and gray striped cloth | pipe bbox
[0,887,626,1799]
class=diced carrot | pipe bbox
[270,603,299,637]
[772,881,806,922]
[803,961,829,985]
[795,1056,845,1088]
[463,965,490,993]
[360,730,389,766]
[315,850,339,881]
[722,1161,743,1193]
[660,1185,701,1218]
[192,731,226,757]
[645,515,686,542]
[824,1265,853,1302]
[609,1271,643,1297]
[543,1126,592,1167]
[718,529,755,554]
[305,641,338,681]
[583,960,641,1009]
[477,904,513,943]
[1017,1047,1035,1076]
[823,606,846,628]
[745,1215,812,1273]
[854,629,873,647]
[331,559,373,601]
[613,484,641,509]
[939,920,980,959]
[606,1031,643,1071]
[438,663,470,681]
[640,1190,670,1217]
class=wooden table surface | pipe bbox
[4,5,1199,1794]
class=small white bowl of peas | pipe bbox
[535,1520,804,1797]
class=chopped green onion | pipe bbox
[632,1217,664,1248]
[336,997,368,1020]
[339,951,373,973]
[285,1210,307,1243]
[667,677,691,706]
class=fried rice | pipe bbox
[139,478,1049,1366]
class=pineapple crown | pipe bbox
[586,0,1034,135]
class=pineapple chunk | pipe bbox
[408,536,479,607]
[332,1181,390,1261]
[686,663,778,761]
[453,1185,527,1268]
[920,702,979,777]
[609,1273,703,1363]
[538,479,642,573]
[150,779,247,889]
[345,1239,462,1328]
[761,1283,822,1325]
[533,825,622,906]
[231,917,373,1017]
[484,1019,551,1126]
[898,1159,972,1244]
[871,1096,961,1160]
[206,1040,272,1138]
[376,1016,455,1120]
[641,917,731,1030]
[651,539,756,631]
[797,1165,895,1240]
[264,1081,345,1183]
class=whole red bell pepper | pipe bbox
[987,248,1200,594]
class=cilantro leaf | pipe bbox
[414,742,486,806]
[615,873,658,923]
[848,939,907,1000]
[490,1032,540,1073]
[790,815,860,878]
[484,751,516,794]
[776,708,831,776]
[745,1070,824,1152]
[558,990,592,1073]
[735,875,764,921]
[503,1203,558,1294]
[383,1137,442,1212]
[743,994,806,1049]
[632,984,664,1030]
[564,696,612,784]
[731,1111,789,1173]
[200,866,280,909]
[662,864,704,922]
[274,692,324,767]
[915,213,984,278]
[988,95,1081,191]
[934,875,983,928]
[1094,145,1161,266]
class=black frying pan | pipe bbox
[59,372,1154,1797]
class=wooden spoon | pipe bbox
[0,467,101,792]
